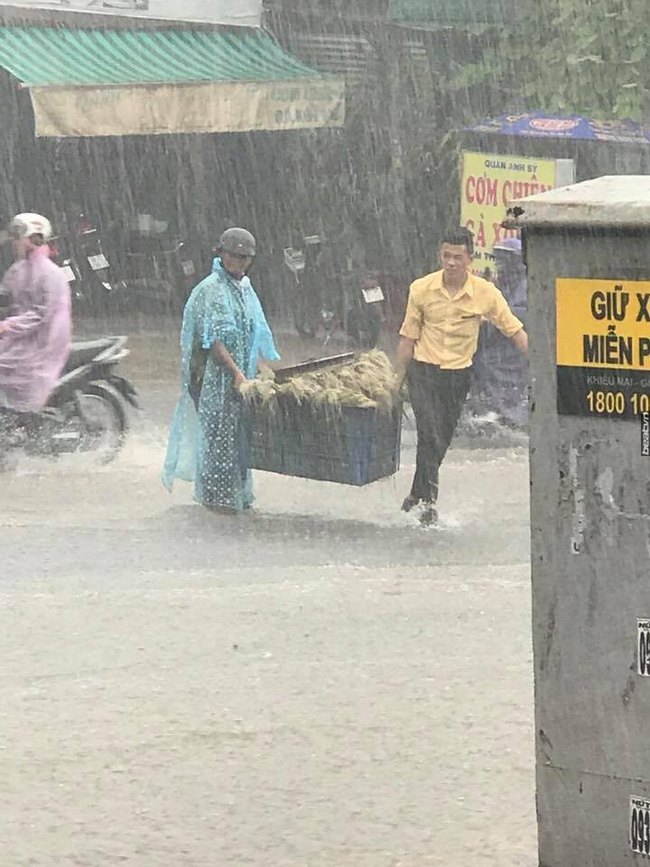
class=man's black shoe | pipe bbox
[402,494,419,513]
[419,503,438,527]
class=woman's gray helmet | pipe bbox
[219,227,256,257]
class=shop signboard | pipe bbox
[460,150,557,275]
[0,0,262,27]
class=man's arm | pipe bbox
[393,336,415,390]
[394,282,421,390]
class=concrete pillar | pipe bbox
[511,176,650,866]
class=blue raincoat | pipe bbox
[162,258,280,511]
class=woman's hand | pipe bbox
[211,342,248,391]
[233,370,248,391]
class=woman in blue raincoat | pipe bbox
[163,228,280,512]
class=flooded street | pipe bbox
[0,0,643,861]
[1,320,535,867]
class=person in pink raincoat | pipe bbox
[0,213,71,413]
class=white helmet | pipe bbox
[9,213,53,241]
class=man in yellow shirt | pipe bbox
[394,227,528,526]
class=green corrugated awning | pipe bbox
[0,26,318,86]
[0,26,345,137]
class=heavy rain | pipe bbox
[1,1,648,865]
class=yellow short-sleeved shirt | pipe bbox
[399,270,524,370]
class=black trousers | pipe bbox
[407,360,472,504]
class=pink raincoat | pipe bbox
[0,246,71,412]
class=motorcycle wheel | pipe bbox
[73,382,128,463]
[293,297,318,339]
[1,385,128,467]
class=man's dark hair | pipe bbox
[440,227,474,255]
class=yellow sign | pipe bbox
[460,151,557,275]
[557,279,650,370]
[556,278,650,419]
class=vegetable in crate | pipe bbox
[240,350,396,412]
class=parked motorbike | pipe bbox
[51,215,128,313]
[285,236,340,345]
[74,214,127,304]
[0,336,138,465]
[121,215,198,312]
[344,274,387,349]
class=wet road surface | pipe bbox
[1,320,536,866]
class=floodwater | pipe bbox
[0,319,536,866]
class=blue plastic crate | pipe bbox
[246,398,402,486]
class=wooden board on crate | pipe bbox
[272,352,357,384]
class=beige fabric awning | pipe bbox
[29,78,346,137]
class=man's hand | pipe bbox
[511,328,529,356]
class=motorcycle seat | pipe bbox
[63,338,117,374]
